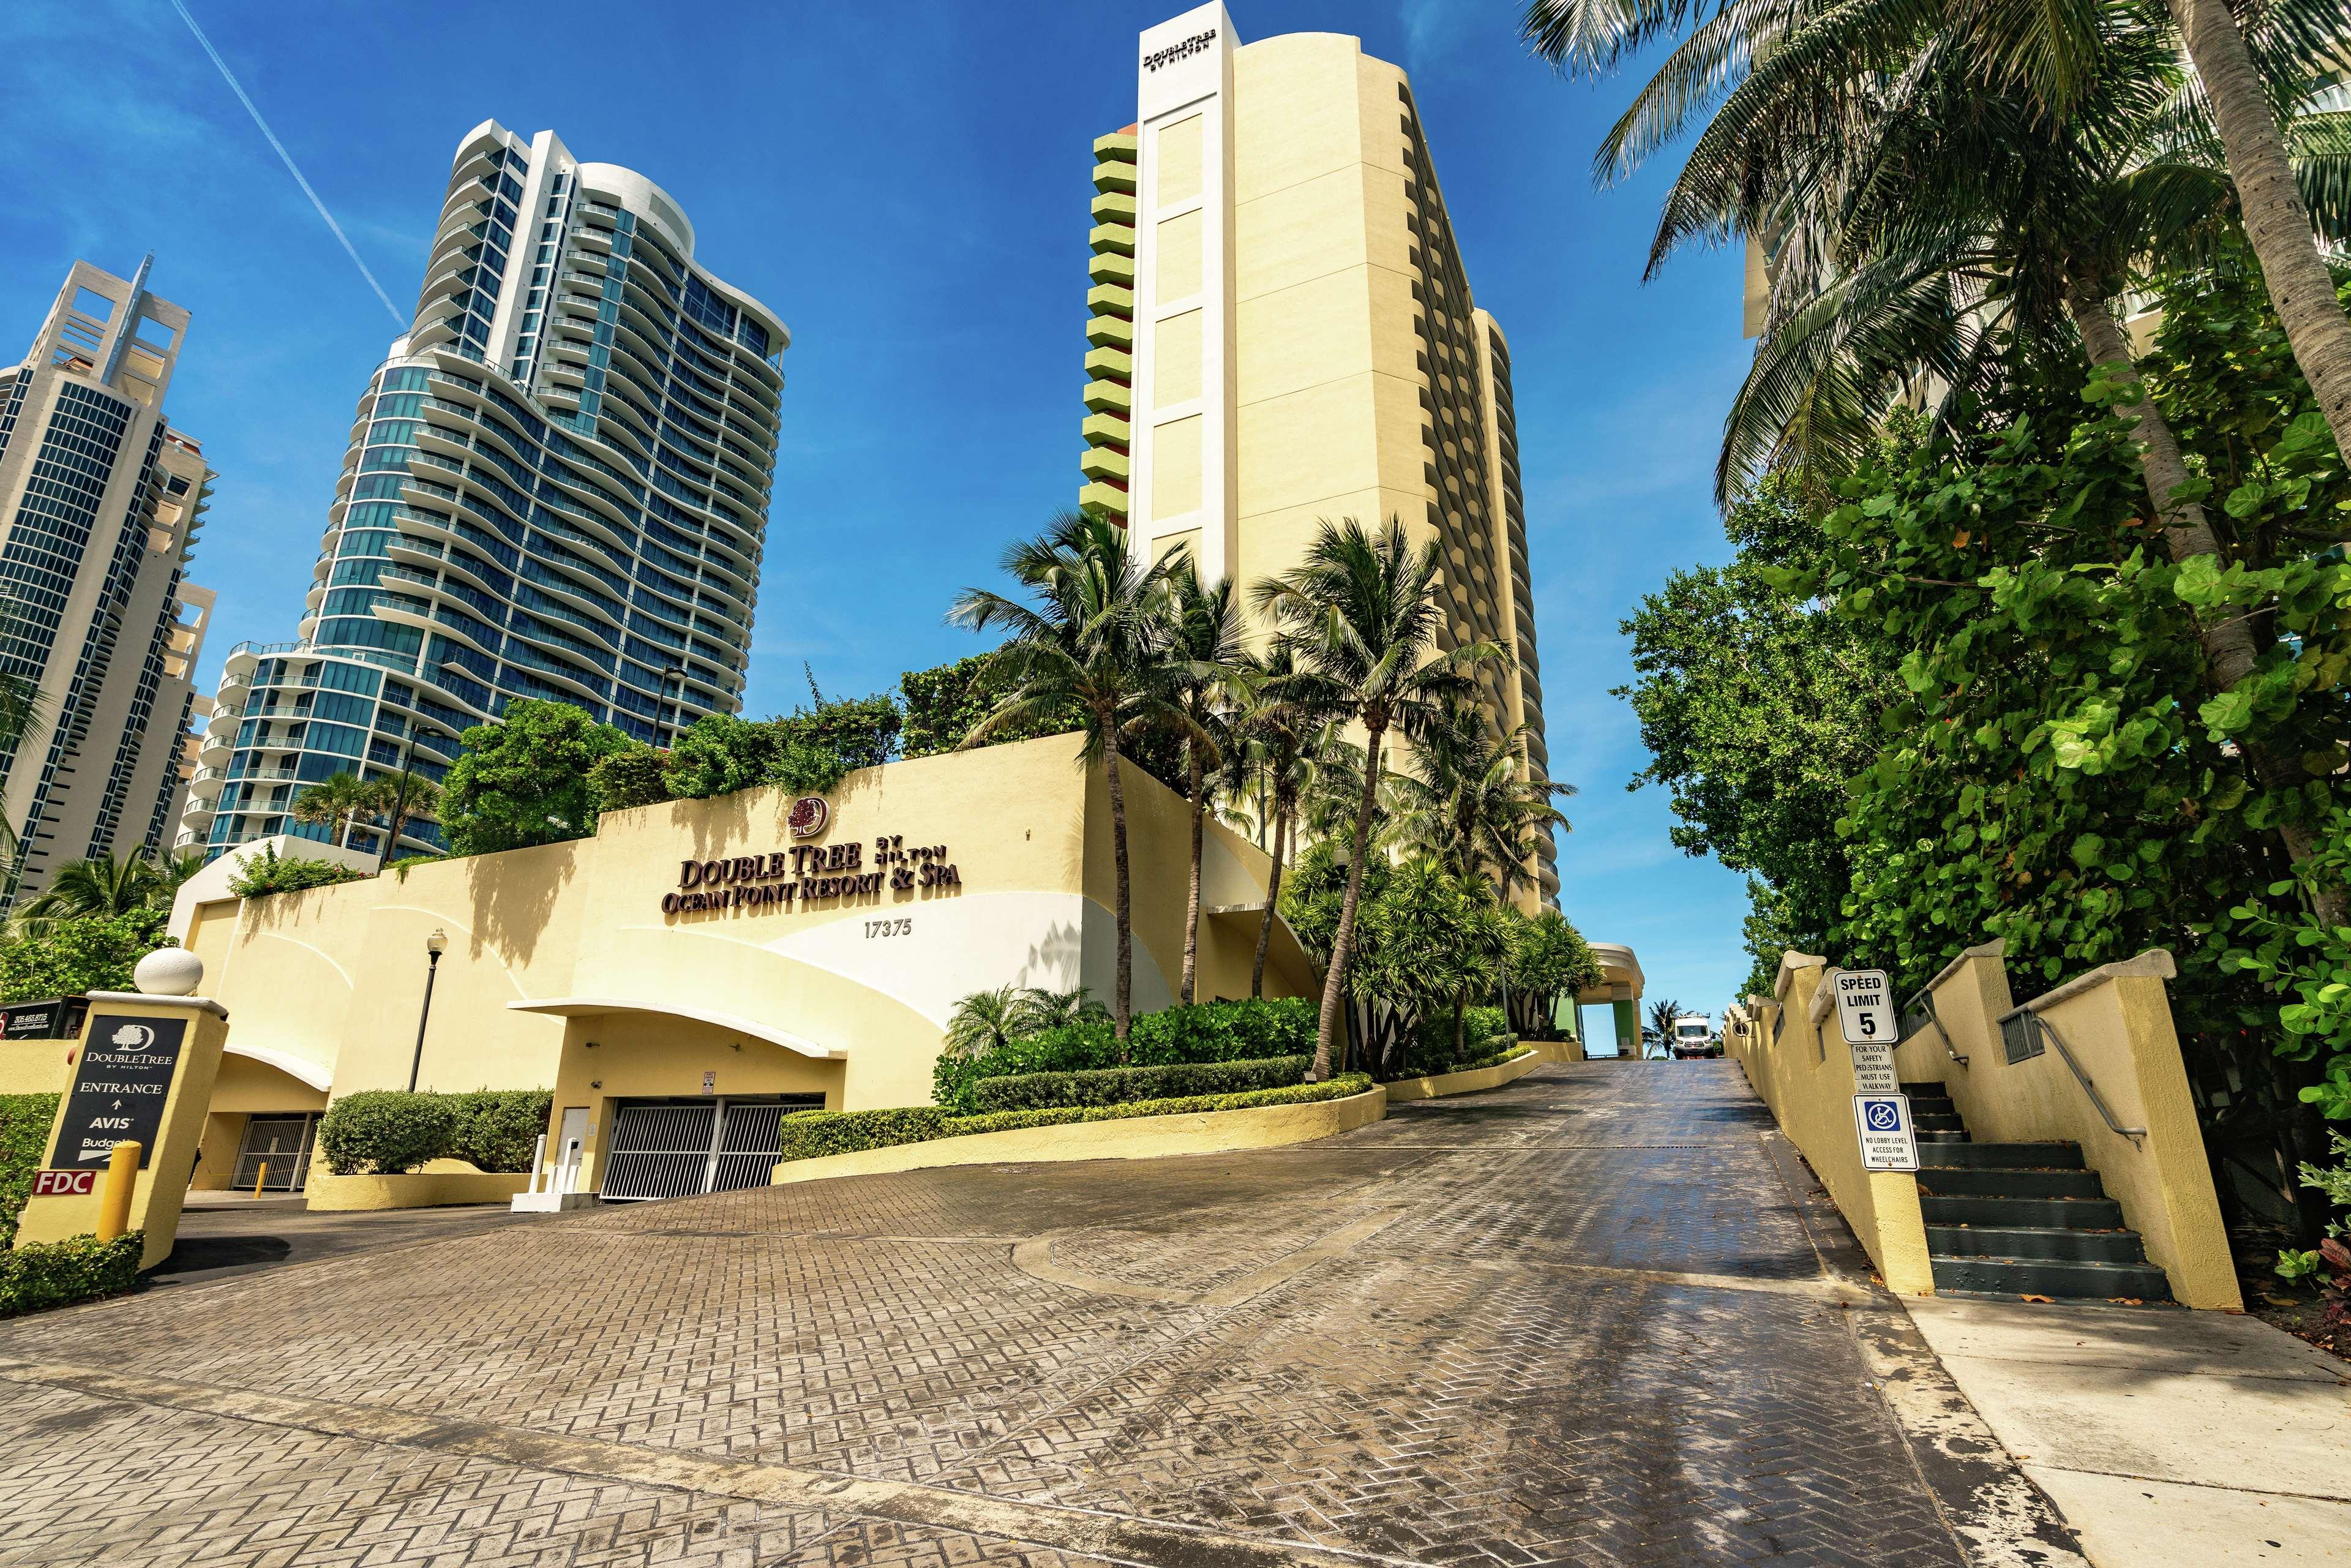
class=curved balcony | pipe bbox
[186,767,228,802]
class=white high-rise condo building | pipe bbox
[186,122,787,861]
[0,259,216,904]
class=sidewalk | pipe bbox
[1904,1296,2351,1566]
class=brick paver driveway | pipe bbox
[0,1063,2056,1567]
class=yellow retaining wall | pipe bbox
[1892,945,2241,1310]
[306,1160,531,1212]
[770,1084,1388,1187]
[1382,1048,1540,1102]
[0,1038,73,1096]
[1728,954,1937,1295]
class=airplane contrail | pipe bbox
[168,0,407,326]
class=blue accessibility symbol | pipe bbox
[1865,1101,1903,1131]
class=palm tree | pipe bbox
[1646,997,1688,1061]
[1527,0,2351,915]
[1165,563,1244,1007]
[152,849,205,897]
[13,851,162,936]
[1253,517,1506,1081]
[1221,639,1336,997]
[1016,985,1111,1032]
[291,770,377,848]
[1397,700,1575,898]
[373,767,441,869]
[944,985,1027,1059]
[950,511,1187,1045]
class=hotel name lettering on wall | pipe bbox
[1142,28,1217,70]
[664,835,961,917]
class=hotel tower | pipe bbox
[0,260,215,904]
[1079,9,1556,903]
[186,122,787,861]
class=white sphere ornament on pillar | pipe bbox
[134,947,204,997]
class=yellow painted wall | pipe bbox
[0,1037,72,1096]
[1891,947,2241,1310]
[1728,956,1937,1294]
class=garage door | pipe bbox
[599,1097,821,1201]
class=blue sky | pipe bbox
[0,1,1756,1022]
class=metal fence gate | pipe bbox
[232,1114,317,1191]
[598,1096,821,1201]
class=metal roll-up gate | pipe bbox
[599,1095,822,1201]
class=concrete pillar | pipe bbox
[1613,998,1640,1059]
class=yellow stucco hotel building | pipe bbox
[1079,6,1556,903]
[19,11,1626,1210]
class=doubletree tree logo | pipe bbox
[787,796,830,839]
[108,1022,157,1051]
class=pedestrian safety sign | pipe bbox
[1850,1043,1899,1097]
[1833,969,1897,1045]
[1853,1093,1919,1172]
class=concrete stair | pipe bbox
[1901,1081,2173,1304]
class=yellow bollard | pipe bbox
[96,1141,140,1241]
[253,1161,268,1197]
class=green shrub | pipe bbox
[776,1106,950,1163]
[226,844,369,899]
[318,1090,460,1175]
[931,997,1319,1112]
[971,1054,1310,1113]
[1400,1005,1512,1078]
[1,1092,61,1247]
[779,1074,1376,1164]
[0,909,174,1003]
[444,1090,554,1173]
[0,1231,143,1319]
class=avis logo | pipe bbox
[787,796,829,839]
[108,1022,157,1051]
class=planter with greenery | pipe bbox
[970,1054,1310,1114]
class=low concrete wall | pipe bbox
[0,1038,74,1097]
[1382,1048,1540,1102]
[1892,945,2241,1310]
[1729,955,1937,1296]
[306,1159,531,1212]
[770,1084,1389,1187]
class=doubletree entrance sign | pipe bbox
[49,1013,187,1169]
[1832,968,1897,1045]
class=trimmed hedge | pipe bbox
[318,1089,554,1176]
[934,997,1317,1112]
[782,1073,1376,1165]
[0,1231,142,1319]
[971,1054,1310,1114]
[1398,1006,1512,1079]
[1,1092,62,1246]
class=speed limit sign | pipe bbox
[1833,969,1897,1046]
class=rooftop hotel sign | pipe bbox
[664,806,961,918]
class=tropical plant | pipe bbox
[291,770,378,848]
[0,907,173,1002]
[1253,516,1505,1079]
[1394,699,1574,895]
[943,985,1027,1060]
[1219,639,1335,998]
[1504,906,1603,1040]
[1646,997,1687,1059]
[439,699,636,858]
[1016,985,1111,1033]
[948,511,1188,1046]
[12,852,163,936]
[899,652,1086,759]
[223,844,368,899]
[1164,561,1245,1006]
[372,768,441,869]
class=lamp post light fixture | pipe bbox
[658,664,688,748]
[409,928,448,1092]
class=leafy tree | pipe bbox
[900,653,1084,759]
[1254,517,1504,1080]
[0,907,173,1002]
[440,699,636,858]
[950,511,1188,1046]
[587,748,672,814]
[13,852,165,937]
[1619,468,1905,988]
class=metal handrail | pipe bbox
[1903,986,1969,1067]
[2016,1009,2148,1149]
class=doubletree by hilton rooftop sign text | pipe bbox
[664,835,961,917]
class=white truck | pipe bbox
[1671,1015,1719,1059]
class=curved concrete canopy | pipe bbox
[225,1041,334,1092]
[504,997,844,1060]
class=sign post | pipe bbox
[12,989,229,1270]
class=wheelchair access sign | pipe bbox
[1853,1093,1919,1172]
